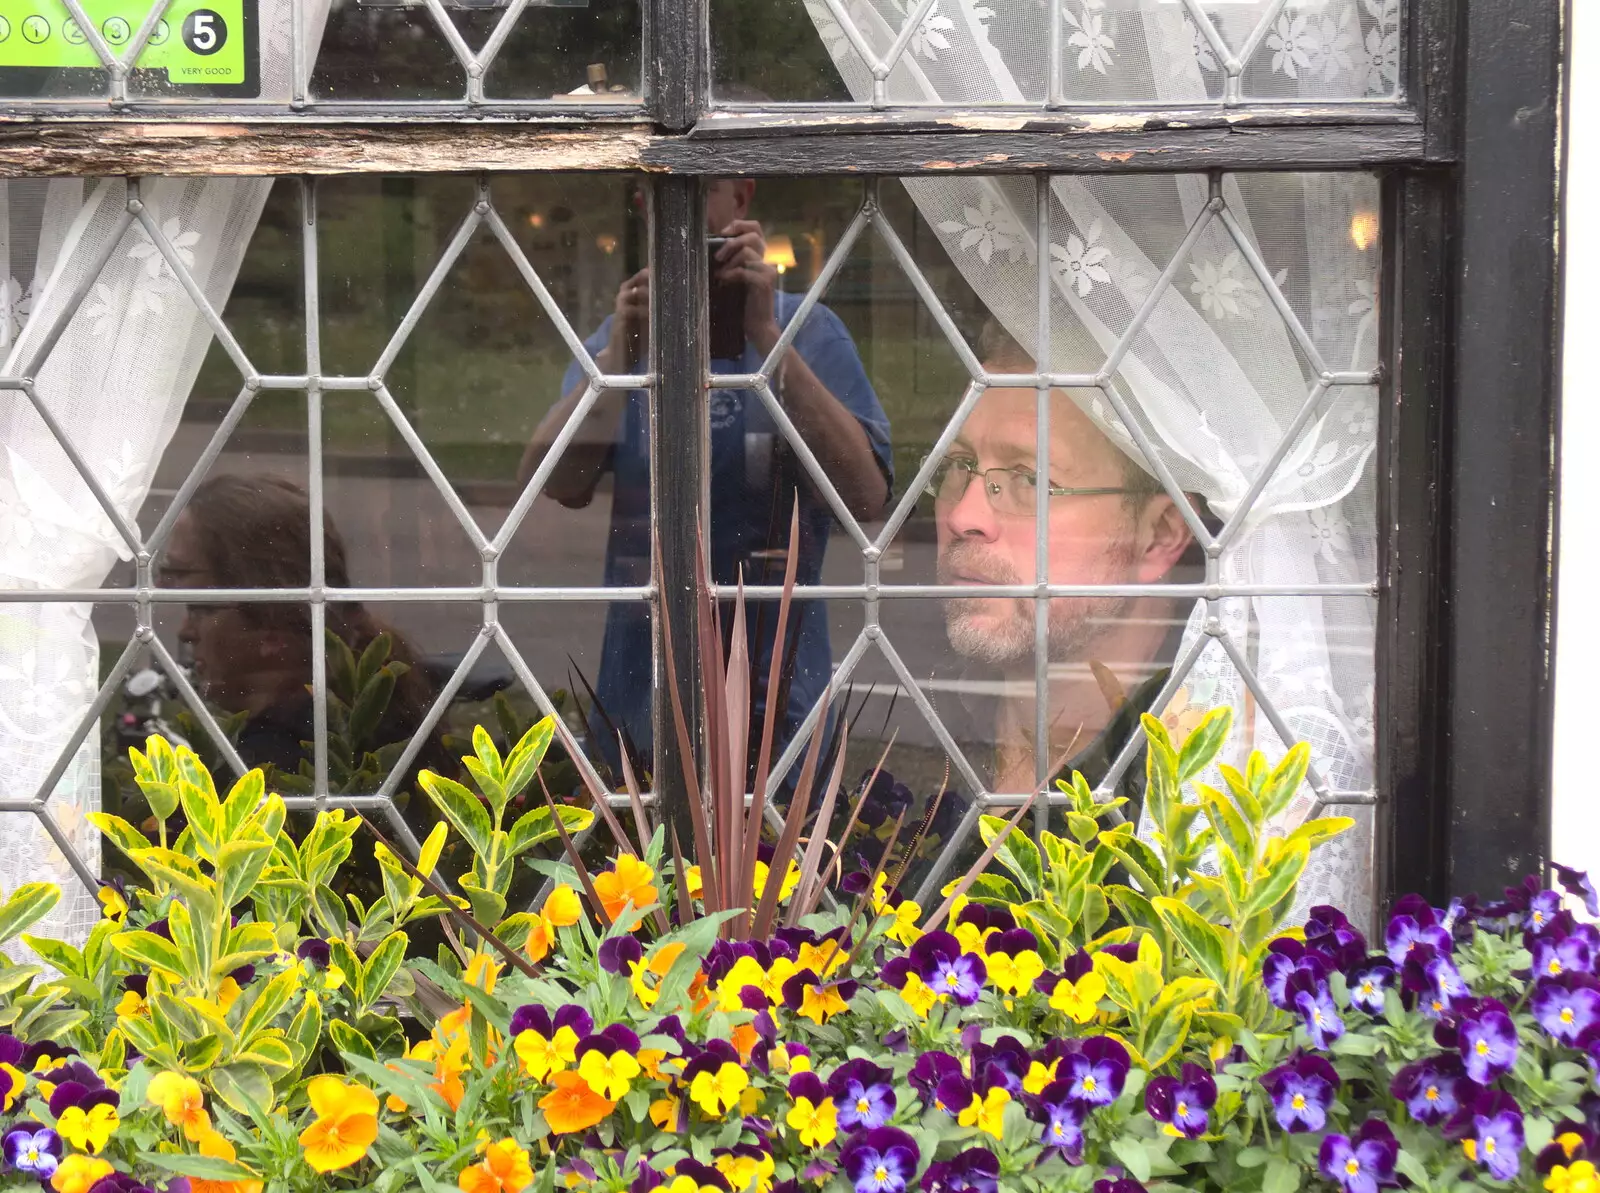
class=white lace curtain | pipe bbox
[805,0,1384,925]
[0,0,328,947]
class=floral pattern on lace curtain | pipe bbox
[807,0,1400,103]
[0,0,331,950]
[804,0,1383,928]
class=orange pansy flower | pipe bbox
[593,855,658,926]
[538,1071,615,1135]
[457,1138,533,1193]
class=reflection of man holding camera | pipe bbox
[521,179,893,778]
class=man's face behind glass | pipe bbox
[933,386,1173,667]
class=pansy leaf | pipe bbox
[1111,1135,1153,1183]
[138,1152,262,1182]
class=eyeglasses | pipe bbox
[921,454,1137,518]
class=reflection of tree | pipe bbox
[310,0,643,99]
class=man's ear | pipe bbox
[734,179,757,217]
[1134,495,1194,583]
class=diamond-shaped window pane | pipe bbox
[711,0,1399,106]
[308,0,643,102]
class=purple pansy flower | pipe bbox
[1555,865,1600,918]
[1261,1053,1340,1133]
[908,1051,962,1109]
[4,1126,61,1179]
[921,1147,999,1193]
[1305,905,1369,973]
[597,935,643,975]
[1145,1063,1217,1139]
[829,1060,896,1131]
[1348,959,1395,1016]
[1091,1179,1148,1193]
[86,1174,156,1193]
[1391,1057,1478,1126]
[1060,1037,1130,1107]
[839,1127,919,1193]
[927,953,986,1006]
[1034,1082,1088,1162]
[1458,1002,1519,1084]
[1465,1092,1525,1182]
[1264,940,1329,1011]
[1534,975,1600,1044]
[1294,981,1345,1048]
[1533,926,1599,980]
[1318,1120,1400,1193]
[1423,953,1471,1017]
[1386,899,1453,964]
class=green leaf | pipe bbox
[1242,840,1310,921]
[112,929,185,977]
[506,804,594,860]
[1219,764,1263,825]
[1110,1136,1153,1183]
[19,934,82,977]
[1196,783,1253,865]
[979,814,1042,895]
[1143,1003,1193,1070]
[504,717,556,801]
[359,932,410,1014]
[0,883,61,946]
[330,1019,379,1064]
[1152,897,1231,992]
[1177,707,1233,783]
[349,669,398,747]
[1263,1157,1298,1193]
[138,1152,262,1182]
[1282,817,1355,852]
[234,969,299,1047]
[210,1062,274,1115]
[85,813,155,859]
[419,772,493,859]
[1259,742,1312,820]
[1142,715,1180,833]
[288,993,322,1073]
[236,1034,296,1069]
[1097,832,1165,897]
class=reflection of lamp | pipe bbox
[765,234,797,301]
[595,233,619,255]
[1349,210,1378,251]
[763,234,797,274]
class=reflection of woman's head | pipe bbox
[161,473,433,750]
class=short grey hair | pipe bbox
[976,319,1164,508]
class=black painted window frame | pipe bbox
[639,0,1565,909]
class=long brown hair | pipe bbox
[180,473,441,760]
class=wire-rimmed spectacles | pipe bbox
[921,454,1137,518]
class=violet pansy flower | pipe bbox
[839,1127,919,1193]
[1318,1120,1400,1193]
[1458,1002,1519,1084]
[1261,1053,1340,1133]
[1533,975,1600,1044]
[1145,1063,1217,1139]
[3,1125,61,1179]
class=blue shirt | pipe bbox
[562,290,892,778]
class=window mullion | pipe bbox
[650,174,708,847]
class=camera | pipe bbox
[707,236,746,361]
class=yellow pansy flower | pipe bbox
[51,1155,113,1193]
[785,1096,837,1147]
[577,1049,640,1101]
[55,1103,119,1154]
[957,1087,1011,1140]
[1049,970,1107,1023]
[688,1062,748,1118]
[542,885,583,928]
[147,1071,211,1141]
[986,949,1045,996]
[297,1076,379,1173]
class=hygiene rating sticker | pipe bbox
[0,0,247,84]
